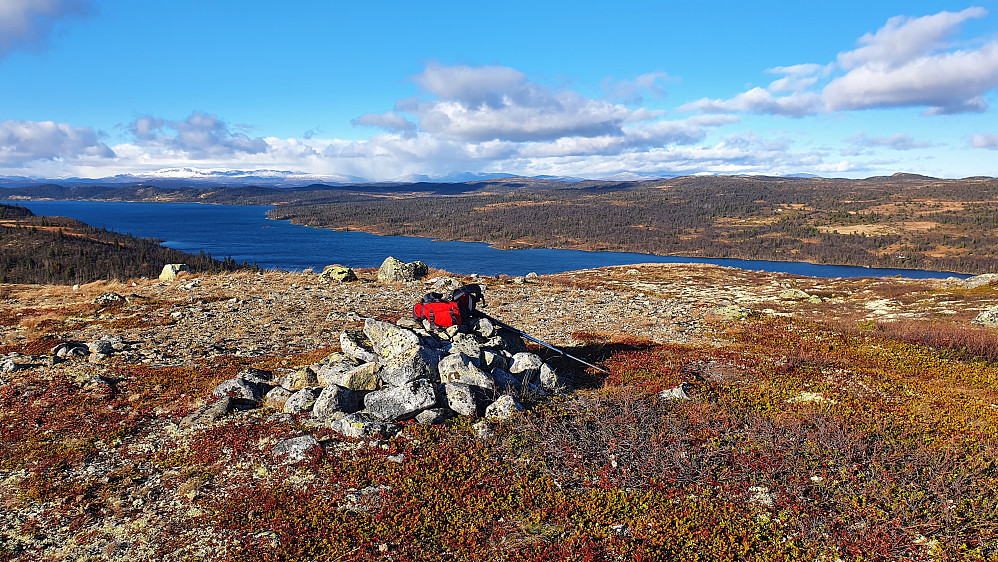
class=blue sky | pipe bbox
[1,0,997,181]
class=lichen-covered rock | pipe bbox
[312,385,360,418]
[339,330,379,364]
[509,352,543,384]
[484,395,523,421]
[264,386,292,410]
[324,362,381,391]
[481,350,508,372]
[0,358,15,375]
[778,289,810,300]
[213,377,264,403]
[972,307,998,327]
[539,363,561,389]
[284,387,322,414]
[51,341,89,358]
[440,382,484,417]
[330,412,397,438]
[379,345,440,387]
[438,353,495,390]
[449,333,486,362]
[377,256,428,283]
[469,317,496,338]
[415,408,454,425]
[159,263,190,281]
[181,397,236,427]
[318,264,358,283]
[316,354,361,387]
[94,292,125,306]
[272,435,321,462]
[280,366,319,392]
[659,382,693,401]
[237,368,274,386]
[363,318,423,360]
[708,305,754,321]
[364,379,438,421]
[961,273,998,289]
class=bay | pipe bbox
[2,199,971,279]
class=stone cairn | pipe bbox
[205,316,564,438]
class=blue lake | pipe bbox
[2,199,972,279]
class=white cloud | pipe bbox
[679,88,823,117]
[0,0,93,58]
[351,112,417,137]
[0,120,113,165]
[849,132,932,150]
[128,111,270,158]
[600,71,671,104]
[970,133,998,149]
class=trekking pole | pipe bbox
[478,313,610,374]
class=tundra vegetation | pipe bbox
[1,263,997,560]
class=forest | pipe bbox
[0,204,247,285]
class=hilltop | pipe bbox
[2,263,998,560]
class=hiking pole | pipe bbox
[478,313,610,374]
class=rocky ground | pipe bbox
[2,262,998,560]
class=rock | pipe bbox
[659,382,693,401]
[213,378,264,403]
[509,352,543,384]
[283,387,322,414]
[472,420,492,439]
[961,273,998,289]
[484,395,523,421]
[490,369,522,392]
[181,397,237,427]
[339,330,379,364]
[363,318,422,360]
[87,339,115,355]
[972,307,998,327]
[525,272,539,281]
[807,295,823,304]
[0,358,16,374]
[93,292,125,306]
[440,383,484,417]
[51,341,89,358]
[330,412,397,438]
[363,379,438,421]
[324,362,382,391]
[469,317,496,338]
[778,289,810,300]
[747,486,776,508]
[339,485,392,513]
[379,346,440,387]
[377,256,428,283]
[415,408,453,425]
[318,264,358,283]
[481,350,508,372]
[264,386,292,410]
[539,363,561,389]
[494,329,528,355]
[316,355,361,387]
[786,391,837,405]
[449,333,486,362]
[312,385,360,418]
[159,263,190,281]
[237,368,274,386]
[280,367,319,392]
[438,353,495,390]
[272,435,322,462]
[708,305,754,321]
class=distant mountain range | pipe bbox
[0,167,684,188]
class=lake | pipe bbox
[2,199,972,279]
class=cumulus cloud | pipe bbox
[0,119,113,165]
[351,111,417,137]
[823,8,998,113]
[970,133,998,149]
[849,132,932,150]
[600,72,671,105]
[679,88,823,117]
[0,0,93,58]
[128,111,270,158]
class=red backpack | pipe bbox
[413,284,485,328]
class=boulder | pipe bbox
[972,307,998,327]
[93,292,125,306]
[363,379,438,421]
[377,256,428,283]
[379,346,440,387]
[438,353,495,390]
[659,382,693,401]
[330,412,397,438]
[340,330,379,363]
[324,362,381,391]
[509,352,543,384]
[415,408,454,425]
[0,358,16,374]
[708,305,754,321]
[159,263,190,281]
[213,377,264,403]
[280,367,319,392]
[87,339,115,355]
[440,382,484,417]
[237,368,274,386]
[539,363,562,389]
[363,318,422,360]
[181,397,236,427]
[481,350,508,372]
[316,355,361,387]
[318,264,358,283]
[264,386,292,410]
[490,369,522,393]
[284,387,322,414]
[312,385,360,418]
[961,273,998,289]
[51,341,89,358]
[272,435,322,462]
[485,395,523,421]
[469,317,496,338]
[778,289,810,300]
[449,333,486,362]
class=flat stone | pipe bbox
[363,318,422,360]
[272,435,322,462]
[364,379,437,421]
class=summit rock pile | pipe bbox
[209,314,563,437]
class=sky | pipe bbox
[1,0,997,181]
